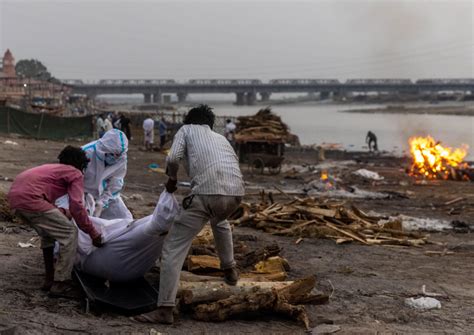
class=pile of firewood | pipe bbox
[229,197,428,247]
[0,191,17,223]
[174,228,328,329]
[235,107,297,143]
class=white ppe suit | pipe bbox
[82,129,133,220]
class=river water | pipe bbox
[103,96,474,158]
[209,102,474,158]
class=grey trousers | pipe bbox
[15,209,78,281]
[158,194,241,307]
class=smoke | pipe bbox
[337,0,472,78]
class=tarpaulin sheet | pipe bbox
[0,106,93,139]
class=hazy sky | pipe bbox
[1,0,473,81]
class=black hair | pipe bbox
[58,146,89,172]
[183,104,215,129]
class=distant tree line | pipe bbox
[15,59,60,84]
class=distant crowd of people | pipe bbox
[95,113,169,152]
[96,112,132,140]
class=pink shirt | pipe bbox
[8,164,99,239]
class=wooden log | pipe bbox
[237,243,281,268]
[180,270,289,283]
[229,214,256,225]
[277,276,316,303]
[180,271,224,282]
[272,220,317,236]
[254,256,290,273]
[179,280,293,305]
[192,226,214,245]
[443,197,465,206]
[190,245,217,257]
[294,206,337,218]
[192,276,316,329]
[241,271,288,281]
[295,292,330,305]
[325,222,368,245]
[192,289,309,329]
[188,255,221,273]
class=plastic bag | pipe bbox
[405,297,441,310]
[150,191,180,233]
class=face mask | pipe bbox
[104,153,119,166]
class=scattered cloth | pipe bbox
[4,140,18,146]
[352,168,384,180]
[405,297,441,310]
[18,242,35,248]
[381,215,451,231]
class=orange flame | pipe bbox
[321,170,328,181]
[409,135,468,179]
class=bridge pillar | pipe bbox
[235,92,245,105]
[320,91,330,100]
[333,90,345,101]
[144,93,152,104]
[245,92,257,105]
[259,92,271,102]
[153,92,162,104]
[177,92,187,103]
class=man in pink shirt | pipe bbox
[8,146,103,294]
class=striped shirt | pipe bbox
[166,124,245,196]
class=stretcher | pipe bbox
[73,268,158,316]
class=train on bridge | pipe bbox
[61,78,474,86]
[62,77,474,105]
[188,79,261,85]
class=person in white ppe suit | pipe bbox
[82,129,133,220]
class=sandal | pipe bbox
[48,281,81,299]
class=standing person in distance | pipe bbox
[103,115,113,132]
[366,131,378,152]
[158,117,167,150]
[119,113,132,140]
[96,114,105,138]
[224,118,236,149]
[143,116,155,151]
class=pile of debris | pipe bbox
[0,191,17,223]
[229,197,428,246]
[174,227,328,329]
[235,107,299,144]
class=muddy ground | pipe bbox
[0,134,473,334]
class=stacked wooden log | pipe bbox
[230,197,428,246]
[175,227,328,329]
[235,107,297,143]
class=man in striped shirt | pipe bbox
[135,104,245,324]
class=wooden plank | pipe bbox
[187,255,221,273]
[325,222,369,245]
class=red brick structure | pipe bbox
[0,49,16,78]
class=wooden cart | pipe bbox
[235,139,285,175]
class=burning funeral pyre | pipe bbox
[408,135,470,180]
